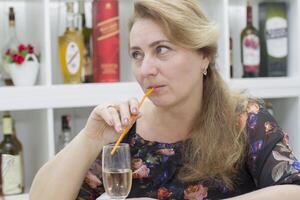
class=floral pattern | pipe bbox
[76,99,300,200]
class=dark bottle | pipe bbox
[240,2,261,77]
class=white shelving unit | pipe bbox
[0,0,299,199]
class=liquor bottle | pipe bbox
[240,2,260,77]
[79,0,93,83]
[92,0,120,82]
[58,115,72,150]
[2,7,20,86]
[229,37,233,78]
[0,111,24,195]
[58,2,84,84]
[259,2,288,77]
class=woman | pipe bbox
[30,0,300,199]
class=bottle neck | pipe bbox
[79,1,86,28]
[8,21,17,37]
[246,5,253,26]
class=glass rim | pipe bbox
[103,143,129,148]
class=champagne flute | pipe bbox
[102,143,132,199]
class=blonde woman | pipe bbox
[30,0,300,199]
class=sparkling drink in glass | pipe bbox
[102,143,132,199]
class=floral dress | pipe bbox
[76,100,300,200]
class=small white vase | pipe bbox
[8,54,39,86]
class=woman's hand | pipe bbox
[82,98,140,145]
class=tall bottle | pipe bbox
[2,7,20,86]
[58,2,84,84]
[240,2,261,77]
[0,112,24,195]
[79,0,93,83]
[259,2,288,77]
[92,0,120,82]
[58,115,72,150]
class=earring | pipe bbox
[203,69,207,76]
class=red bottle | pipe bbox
[92,0,120,82]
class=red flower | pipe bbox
[28,44,34,54]
[157,187,171,199]
[18,44,27,52]
[12,54,25,64]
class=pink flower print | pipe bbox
[247,101,260,114]
[84,171,102,189]
[132,158,150,179]
[157,187,171,199]
[184,184,208,200]
[156,148,175,156]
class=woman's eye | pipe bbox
[156,46,170,55]
[131,51,144,60]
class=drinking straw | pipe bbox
[111,87,155,155]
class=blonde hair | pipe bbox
[128,0,247,188]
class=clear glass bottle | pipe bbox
[58,2,84,84]
[0,111,24,195]
[2,7,20,86]
[240,2,261,78]
[58,115,72,150]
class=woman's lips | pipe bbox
[148,85,165,89]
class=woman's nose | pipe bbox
[140,55,158,77]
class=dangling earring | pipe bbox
[203,69,207,76]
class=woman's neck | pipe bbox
[138,91,202,143]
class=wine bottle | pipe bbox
[0,111,24,195]
[58,2,84,84]
[79,0,93,83]
[58,115,72,150]
[259,2,288,77]
[1,7,20,86]
[240,2,261,77]
[92,0,120,82]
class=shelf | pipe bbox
[5,193,29,200]
[228,77,300,98]
[0,82,143,111]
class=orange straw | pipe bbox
[111,87,155,155]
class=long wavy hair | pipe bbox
[128,0,247,188]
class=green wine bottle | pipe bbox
[259,2,288,77]
[240,2,261,78]
[0,111,24,195]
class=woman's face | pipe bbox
[129,19,209,107]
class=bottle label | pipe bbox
[266,17,288,58]
[242,34,260,72]
[66,42,81,75]
[2,154,23,195]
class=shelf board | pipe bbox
[0,82,143,111]
[228,77,300,98]
[5,193,29,200]
[0,78,299,111]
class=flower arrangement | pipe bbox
[3,44,38,65]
